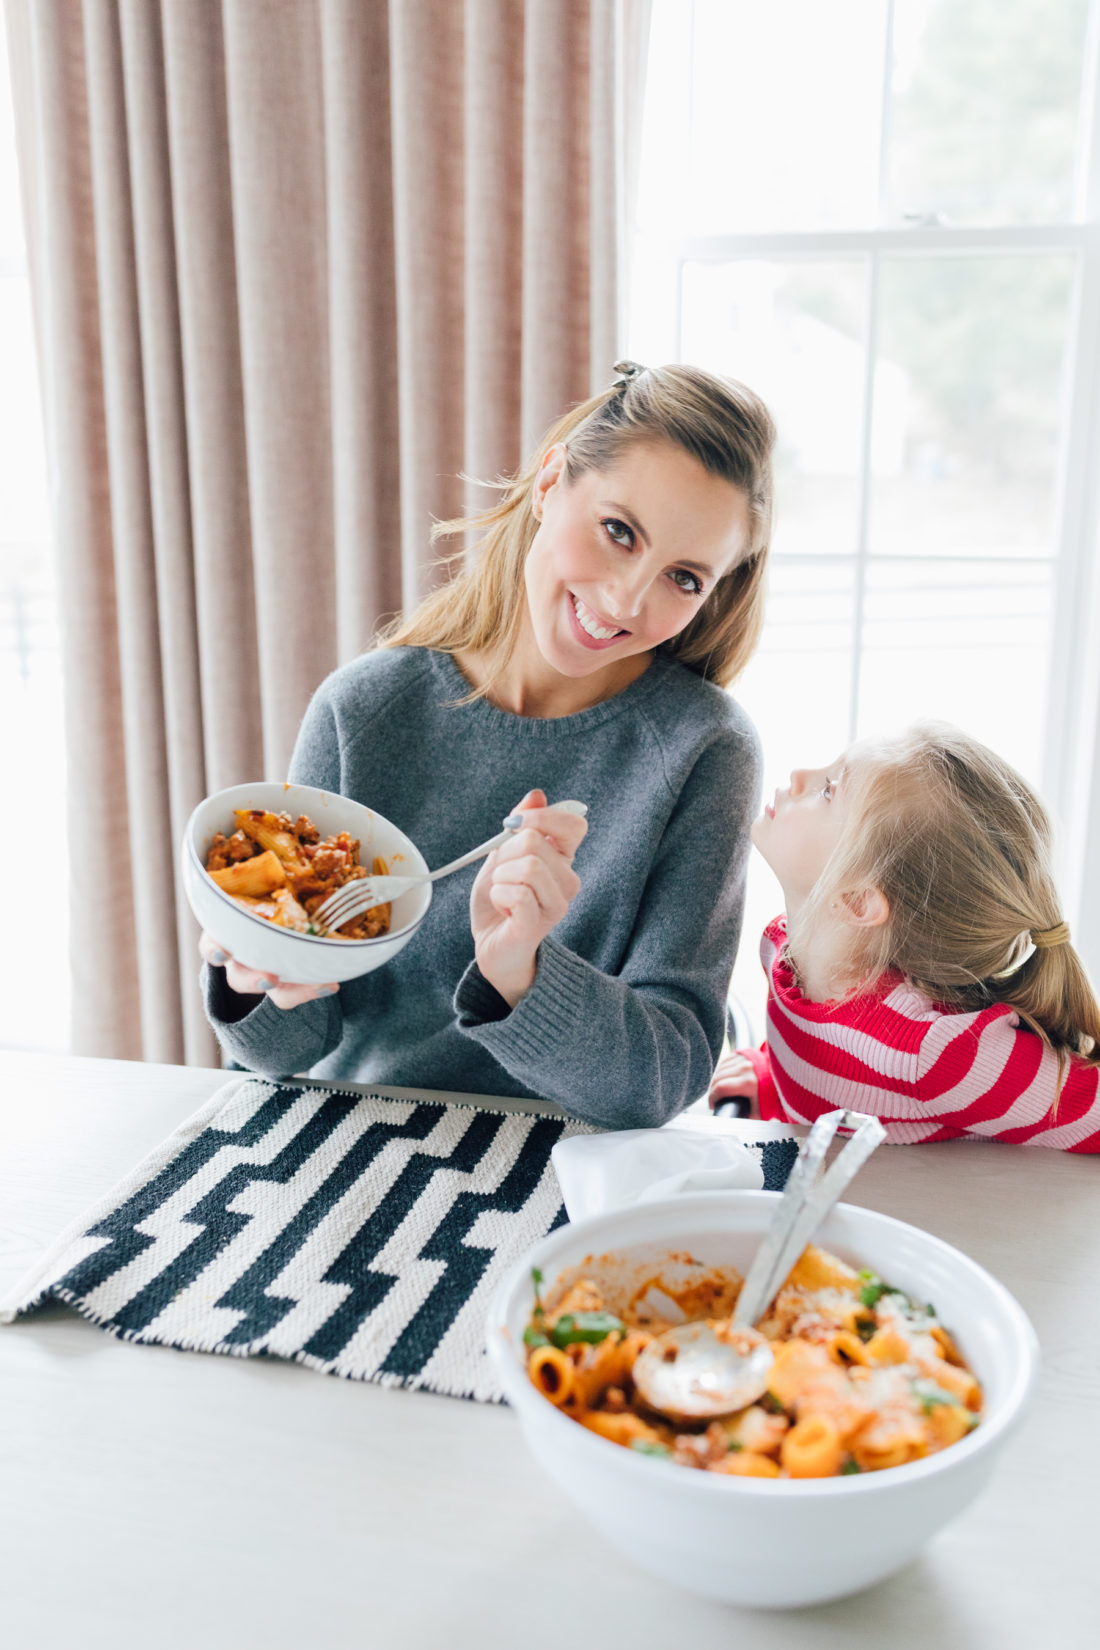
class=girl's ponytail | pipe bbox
[988,924,1100,1078]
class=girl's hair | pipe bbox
[789,722,1100,1075]
[376,361,776,696]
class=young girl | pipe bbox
[201,361,775,1130]
[710,723,1100,1151]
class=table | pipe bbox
[1,1049,1096,1648]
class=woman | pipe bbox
[201,361,775,1129]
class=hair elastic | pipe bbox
[1030,921,1071,950]
[611,358,645,391]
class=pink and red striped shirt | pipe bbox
[745,917,1100,1152]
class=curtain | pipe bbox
[5,0,636,1067]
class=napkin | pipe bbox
[551,1122,764,1223]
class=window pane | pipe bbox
[856,557,1051,782]
[684,0,886,232]
[0,14,24,262]
[732,558,857,1025]
[870,255,1075,558]
[738,558,856,770]
[886,0,1091,226]
[681,260,867,556]
[0,278,50,540]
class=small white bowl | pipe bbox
[487,1192,1039,1609]
[181,782,431,985]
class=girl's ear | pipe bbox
[836,884,890,930]
[532,444,567,519]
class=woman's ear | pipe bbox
[837,885,890,930]
[532,444,567,520]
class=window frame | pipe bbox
[629,0,1100,976]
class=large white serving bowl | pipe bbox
[181,782,431,985]
[487,1191,1039,1610]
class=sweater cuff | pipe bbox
[202,960,270,1027]
[453,961,513,1026]
[455,935,590,1061]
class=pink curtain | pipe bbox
[5,0,632,1065]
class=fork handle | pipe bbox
[426,798,588,882]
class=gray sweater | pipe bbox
[203,646,761,1129]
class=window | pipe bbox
[628,0,1100,1029]
[0,13,70,1050]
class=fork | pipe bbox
[311,800,589,933]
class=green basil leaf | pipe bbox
[523,1327,549,1349]
[914,1378,961,1413]
[630,1440,671,1458]
[549,1310,625,1348]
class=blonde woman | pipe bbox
[710,723,1100,1150]
[201,361,775,1128]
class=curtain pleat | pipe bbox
[319,0,402,656]
[7,0,633,1066]
[464,0,525,503]
[521,0,596,452]
[389,0,468,599]
[16,0,144,1060]
[222,2,337,773]
[159,0,262,798]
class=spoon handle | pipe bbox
[735,1108,886,1327]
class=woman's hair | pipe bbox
[788,722,1100,1076]
[376,361,776,695]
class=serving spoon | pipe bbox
[631,1108,886,1423]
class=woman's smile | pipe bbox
[567,591,630,648]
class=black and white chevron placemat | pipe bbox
[1,1077,800,1402]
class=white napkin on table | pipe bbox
[551,1122,764,1223]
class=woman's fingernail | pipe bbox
[318,983,339,996]
[502,813,524,830]
[209,948,228,966]
[255,978,278,993]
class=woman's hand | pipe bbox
[708,1050,759,1111]
[198,932,338,1011]
[470,789,587,1008]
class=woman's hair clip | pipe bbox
[611,358,646,392]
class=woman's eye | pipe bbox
[601,517,634,548]
[669,568,704,596]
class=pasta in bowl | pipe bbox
[486,1192,1038,1609]
[181,782,431,985]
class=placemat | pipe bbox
[1,1077,799,1402]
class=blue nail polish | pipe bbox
[255,978,277,993]
[318,983,339,996]
[209,948,228,966]
[503,813,523,830]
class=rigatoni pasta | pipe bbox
[205,808,391,940]
[525,1244,982,1479]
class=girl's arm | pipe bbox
[915,1005,1100,1152]
[454,732,761,1130]
[708,1045,780,1118]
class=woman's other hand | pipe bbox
[470,789,587,1007]
[708,1050,759,1110]
[198,931,338,1010]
